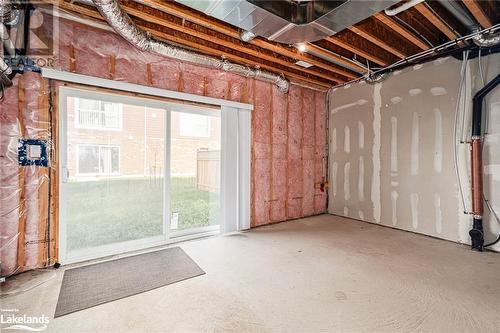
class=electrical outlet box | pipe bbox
[18,139,49,167]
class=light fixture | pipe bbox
[296,43,307,52]
[295,60,313,68]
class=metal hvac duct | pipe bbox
[439,1,500,47]
[0,0,12,23]
[472,32,500,47]
[91,0,290,92]
[439,0,478,32]
[175,0,399,43]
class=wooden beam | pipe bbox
[373,12,429,50]
[49,0,338,88]
[414,3,458,40]
[139,26,336,88]
[462,0,493,28]
[136,0,360,79]
[17,76,26,273]
[122,3,356,80]
[325,36,389,67]
[348,26,407,59]
[305,43,366,72]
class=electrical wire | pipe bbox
[452,50,469,213]
[477,48,500,248]
[484,196,500,247]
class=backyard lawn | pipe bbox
[66,177,219,251]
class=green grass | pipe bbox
[66,177,219,251]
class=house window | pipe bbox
[179,112,210,137]
[75,97,122,130]
[77,144,120,175]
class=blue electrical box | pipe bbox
[18,139,49,167]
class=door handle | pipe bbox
[62,166,69,183]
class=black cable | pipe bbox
[46,81,53,264]
[485,235,500,248]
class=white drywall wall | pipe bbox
[328,52,500,251]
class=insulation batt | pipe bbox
[0,16,328,276]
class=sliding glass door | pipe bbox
[169,110,221,237]
[59,88,221,263]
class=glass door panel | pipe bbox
[170,110,221,235]
[61,89,166,260]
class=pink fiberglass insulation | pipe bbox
[314,92,328,214]
[0,77,21,277]
[0,72,49,276]
[287,85,304,218]
[302,89,316,216]
[0,16,329,275]
[270,87,288,222]
[252,80,272,226]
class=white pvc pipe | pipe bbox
[384,0,424,16]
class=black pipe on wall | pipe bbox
[469,73,500,251]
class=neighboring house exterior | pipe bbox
[66,96,221,181]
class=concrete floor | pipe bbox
[2,214,500,332]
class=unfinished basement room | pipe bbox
[1,0,500,332]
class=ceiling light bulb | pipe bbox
[297,43,307,52]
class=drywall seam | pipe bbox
[391,190,398,226]
[410,111,419,176]
[371,83,381,223]
[391,116,398,174]
[434,108,443,173]
[358,121,364,149]
[344,125,350,153]
[344,162,351,201]
[410,193,419,230]
[358,156,364,202]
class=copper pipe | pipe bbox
[471,138,483,216]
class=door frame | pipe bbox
[58,86,223,264]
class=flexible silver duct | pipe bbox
[240,30,256,43]
[0,0,12,23]
[473,32,500,48]
[91,0,290,92]
[364,72,388,84]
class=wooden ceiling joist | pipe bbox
[373,13,429,50]
[47,0,335,88]
[462,0,493,28]
[304,43,366,73]
[120,3,353,81]
[137,0,360,80]
[325,36,389,67]
[42,0,491,90]
[414,3,458,40]
[348,26,407,59]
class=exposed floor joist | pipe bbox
[462,0,493,28]
[348,26,407,59]
[373,13,429,51]
[325,36,389,67]
[141,0,362,78]
[47,0,341,88]
[41,0,494,89]
[414,3,458,40]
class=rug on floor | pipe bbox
[54,247,205,317]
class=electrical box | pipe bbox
[18,139,49,167]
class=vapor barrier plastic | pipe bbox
[0,14,328,276]
[1,72,52,277]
